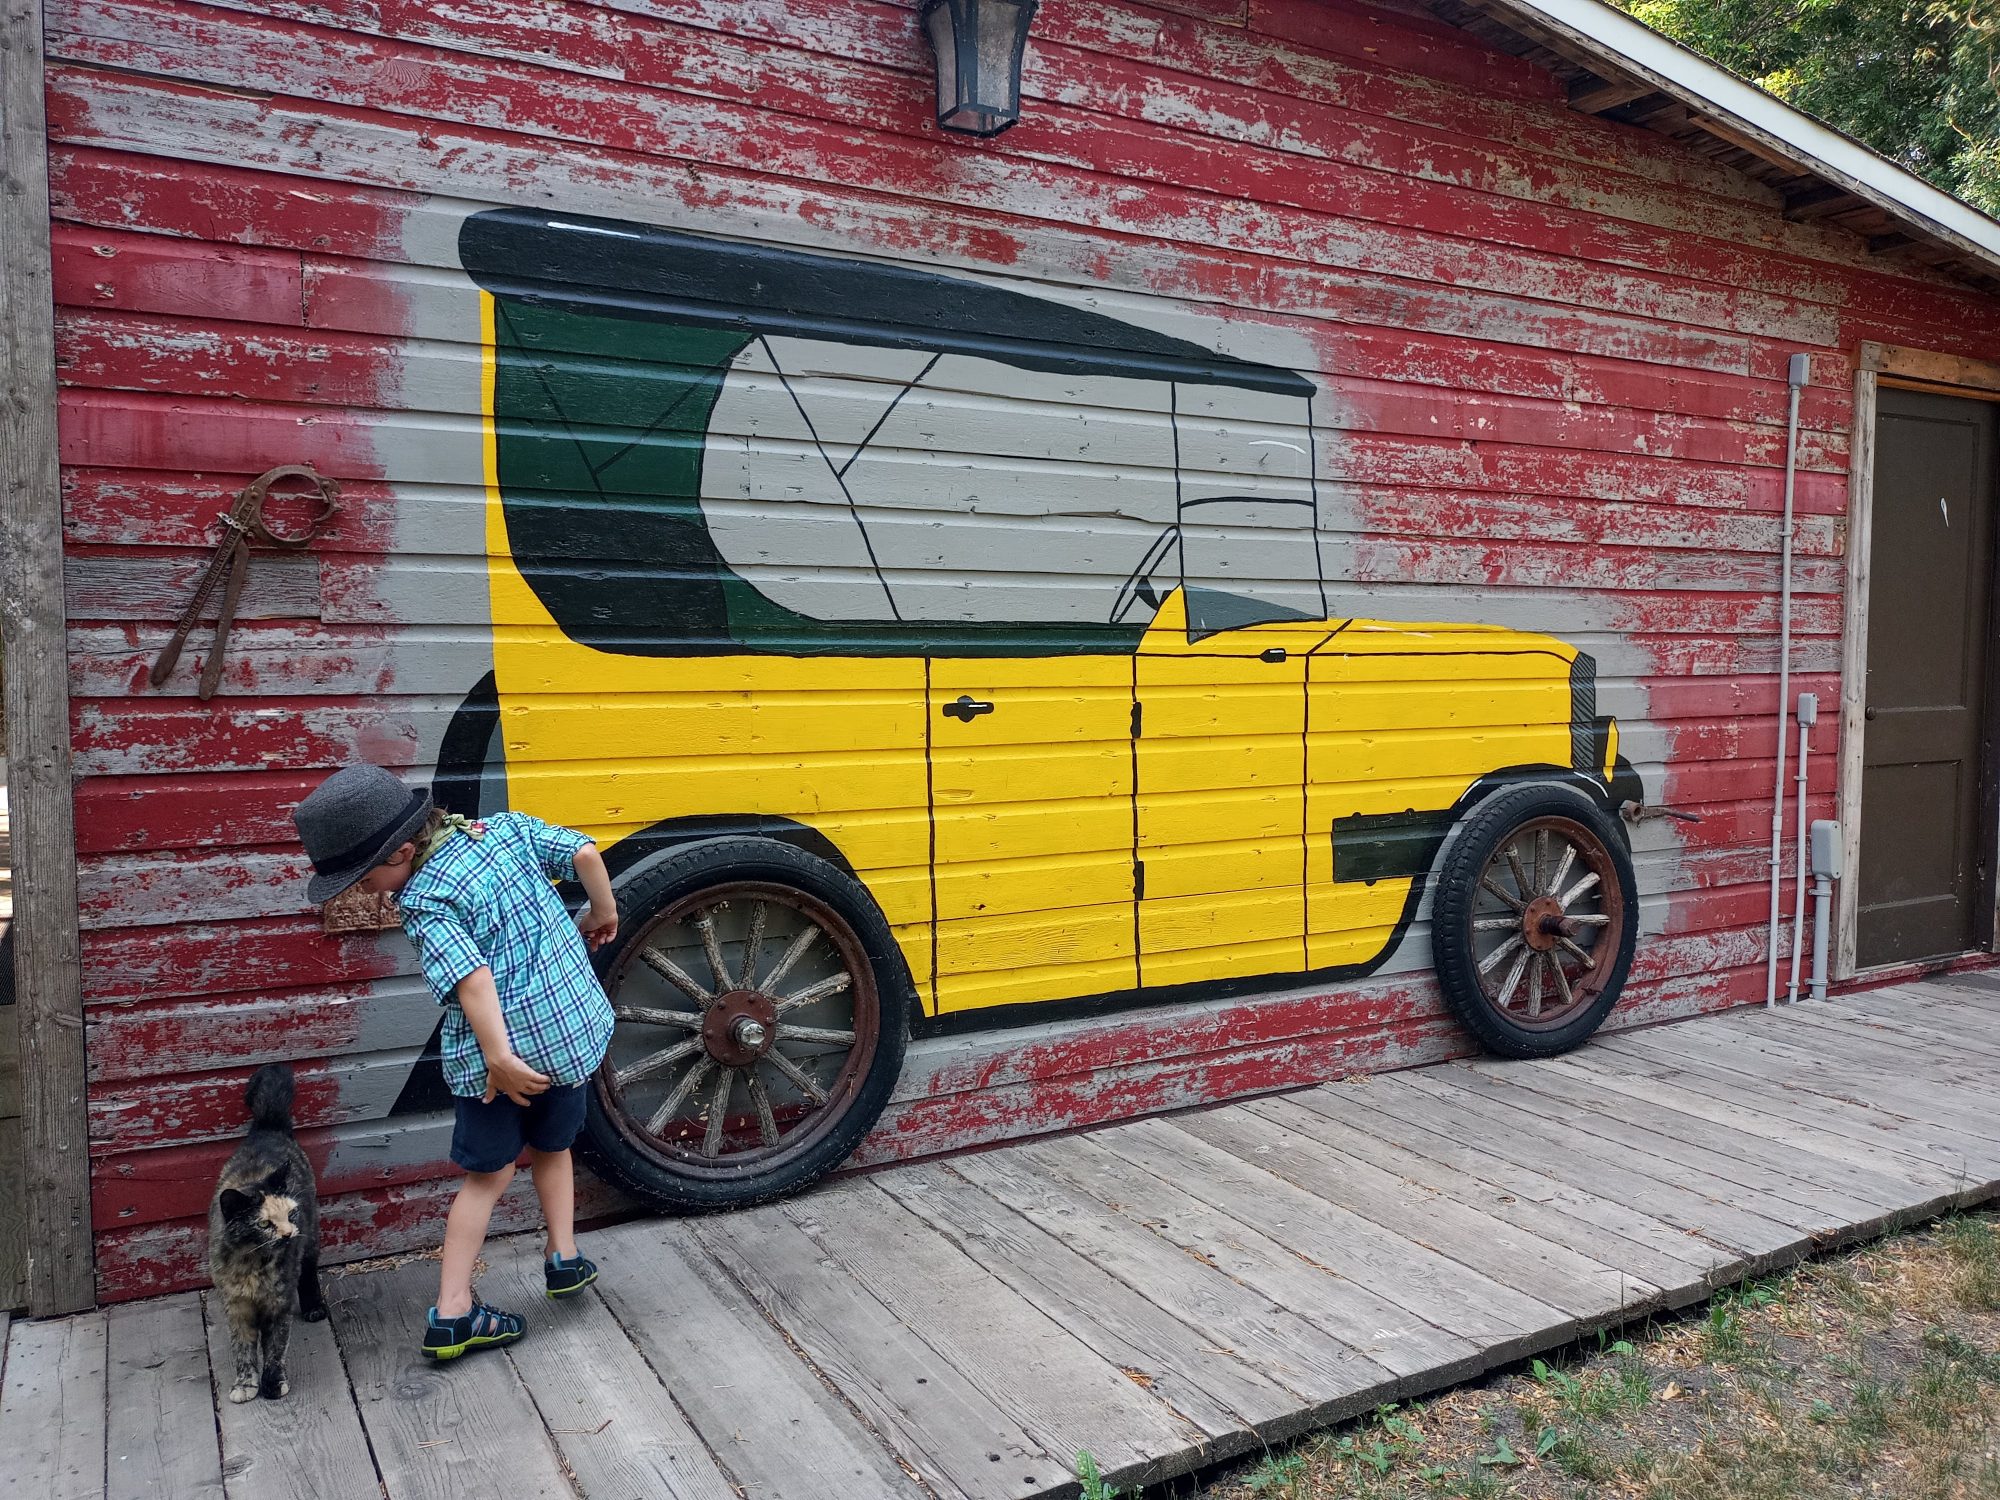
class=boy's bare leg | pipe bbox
[437,1164,514,1318]
[528,1148,578,1260]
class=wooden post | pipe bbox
[1833,364,1875,985]
[0,0,95,1313]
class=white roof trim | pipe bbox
[1486,0,2000,275]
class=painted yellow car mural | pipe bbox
[441,209,1644,1209]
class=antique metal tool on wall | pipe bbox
[148,465,339,701]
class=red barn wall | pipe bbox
[48,0,2000,1298]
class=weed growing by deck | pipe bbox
[1187,1210,2000,1500]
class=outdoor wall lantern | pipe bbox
[921,0,1038,137]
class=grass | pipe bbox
[1180,1210,2000,1500]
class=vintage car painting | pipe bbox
[438,209,1645,1209]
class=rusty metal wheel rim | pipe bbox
[594,881,880,1176]
[1464,814,1625,1031]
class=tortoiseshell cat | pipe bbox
[208,1063,325,1402]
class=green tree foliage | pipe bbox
[1614,1,2000,214]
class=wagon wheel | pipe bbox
[580,839,908,1210]
[1464,815,1626,1028]
[1432,784,1639,1058]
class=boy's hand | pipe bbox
[577,904,619,951]
[482,1052,552,1107]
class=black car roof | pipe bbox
[460,208,1316,398]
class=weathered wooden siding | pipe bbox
[51,0,2000,1297]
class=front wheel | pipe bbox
[577,837,910,1212]
[1431,784,1638,1058]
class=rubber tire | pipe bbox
[576,836,911,1213]
[1431,783,1639,1059]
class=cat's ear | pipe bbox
[219,1187,256,1219]
[262,1164,290,1195]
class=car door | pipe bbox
[927,656,1137,1016]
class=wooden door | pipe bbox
[1857,385,1999,968]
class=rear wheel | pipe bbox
[578,837,910,1211]
[1432,784,1638,1058]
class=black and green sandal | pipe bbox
[545,1251,599,1299]
[421,1301,525,1360]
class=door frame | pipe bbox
[1836,342,2000,980]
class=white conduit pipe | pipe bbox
[1787,692,1817,1004]
[1766,353,1812,1007]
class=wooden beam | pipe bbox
[1568,76,1654,113]
[0,0,93,1313]
[1859,341,2000,397]
[1783,182,1863,220]
[1835,367,1874,985]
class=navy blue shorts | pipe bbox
[450,1082,590,1174]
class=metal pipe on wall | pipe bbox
[1787,692,1817,1003]
[1766,352,1812,1006]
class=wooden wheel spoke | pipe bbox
[1480,876,1526,913]
[646,1055,715,1135]
[1472,916,1521,932]
[1479,933,1525,976]
[639,947,713,1007]
[739,901,767,990]
[746,1071,781,1149]
[1526,954,1546,1018]
[615,1036,705,1087]
[1547,845,1577,900]
[1547,950,1576,1008]
[1496,948,1532,1008]
[760,925,820,994]
[614,1003,702,1029]
[1533,829,1548,895]
[1559,871,1601,908]
[1566,913,1613,927]
[777,971,853,1013]
[1505,848,1534,902]
[776,1024,857,1047]
[764,1049,829,1108]
[700,1068,733,1159]
[1558,936,1597,966]
[694,908,732,991]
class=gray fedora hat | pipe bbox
[294,765,434,903]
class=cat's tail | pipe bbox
[244,1063,296,1133]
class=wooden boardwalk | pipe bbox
[6,977,1999,1500]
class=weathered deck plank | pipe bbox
[328,1260,574,1500]
[202,1294,378,1500]
[874,1161,1295,1454]
[1362,1075,1809,1264]
[479,1235,738,1500]
[774,1183,1207,1493]
[1256,1090,1728,1299]
[103,1295,222,1500]
[950,1145,1403,1419]
[592,1219,928,1500]
[1013,1131,1492,1380]
[12,984,2000,1500]
[690,1199,1058,1500]
[1172,1102,1665,1320]
[0,1310,108,1500]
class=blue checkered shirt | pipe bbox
[398,812,614,1099]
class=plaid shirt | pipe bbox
[398,812,614,1099]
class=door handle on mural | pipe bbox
[943,695,995,722]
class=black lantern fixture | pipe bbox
[921,0,1038,138]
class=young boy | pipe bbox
[293,764,619,1359]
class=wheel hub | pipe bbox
[703,989,779,1067]
[1522,895,1567,952]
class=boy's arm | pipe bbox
[573,844,619,951]
[455,966,552,1106]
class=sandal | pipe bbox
[421,1301,525,1360]
[545,1251,599,1299]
